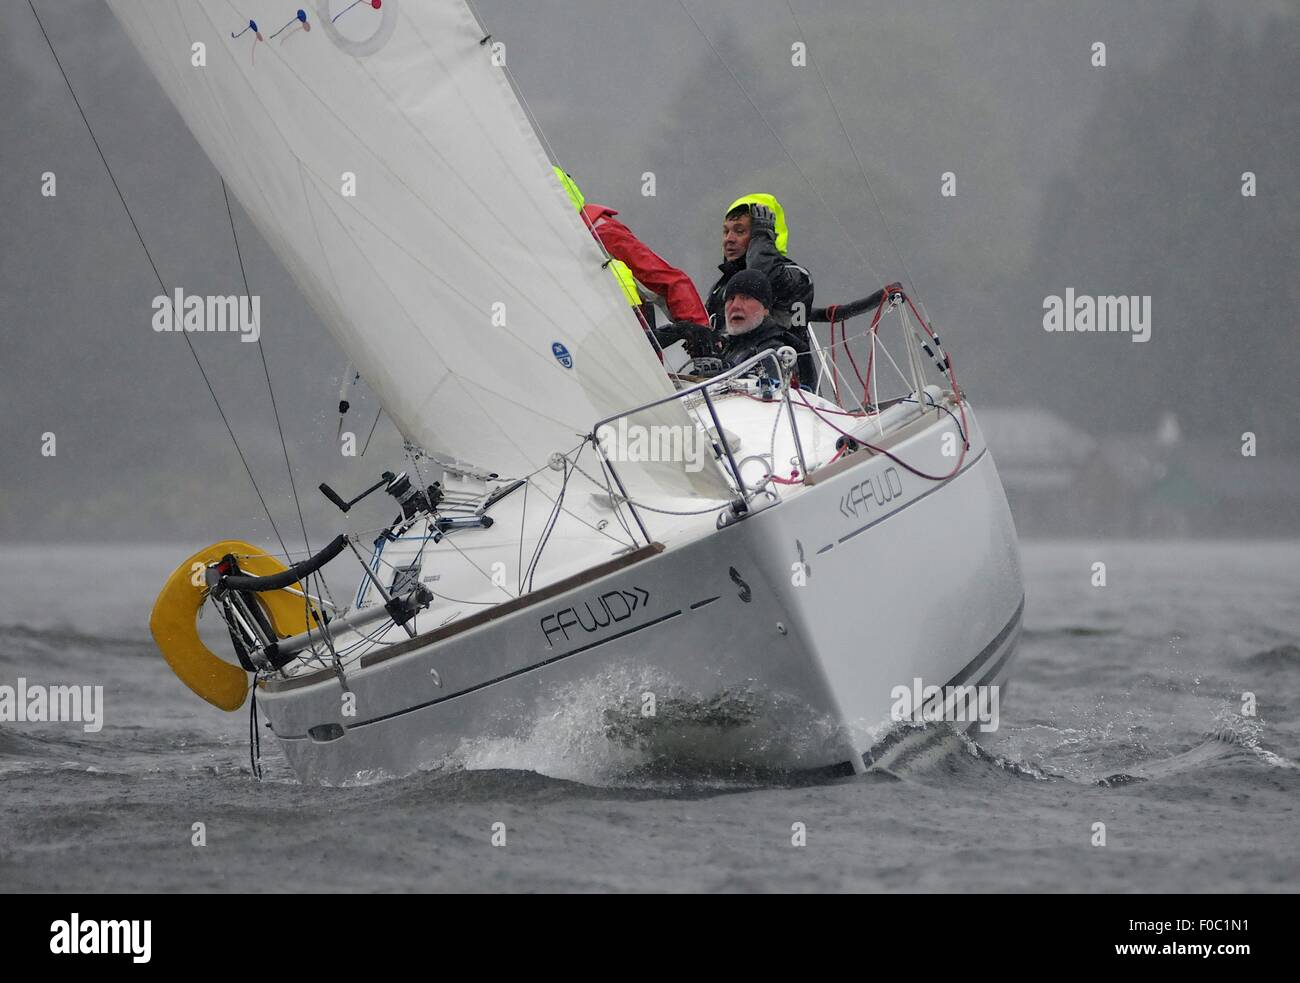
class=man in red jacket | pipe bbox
[583,203,719,363]
[556,169,716,362]
[579,202,710,327]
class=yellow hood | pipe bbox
[725,193,789,255]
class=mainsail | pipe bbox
[107,0,731,501]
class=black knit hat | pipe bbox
[723,269,772,309]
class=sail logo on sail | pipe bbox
[151,289,261,343]
[551,341,573,369]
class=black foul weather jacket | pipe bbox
[706,197,816,387]
[719,317,807,374]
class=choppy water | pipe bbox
[0,541,1296,892]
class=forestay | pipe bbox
[107,0,731,502]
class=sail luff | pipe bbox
[107,0,732,500]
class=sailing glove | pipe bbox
[749,203,777,240]
[654,321,718,359]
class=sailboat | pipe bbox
[108,0,1024,783]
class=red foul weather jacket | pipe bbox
[581,204,709,326]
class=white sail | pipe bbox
[106,0,731,502]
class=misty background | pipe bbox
[1,0,1297,548]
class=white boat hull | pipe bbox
[259,403,1023,784]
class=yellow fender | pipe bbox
[149,541,319,711]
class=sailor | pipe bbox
[580,202,711,327]
[554,168,710,328]
[706,194,817,386]
[583,201,718,361]
[717,269,807,378]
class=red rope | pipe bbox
[738,391,867,416]
[734,285,971,485]
[897,292,970,470]
[794,387,968,481]
[843,309,870,395]
[828,290,889,410]
[859,297,886,407]
[735,387,965,484]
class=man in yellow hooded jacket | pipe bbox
[706,194,817,387]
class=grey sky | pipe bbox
[1,0,1296,545]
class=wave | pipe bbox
[863,721,1056,783]
[1243,643,1300,669]
[1021,625,1122,640]
[376,667,856,792]
[0,726,60,760]
[859,700,1296,792]
[0,725,114,776]
[1096,705,1296,785]
[0,623,152,660]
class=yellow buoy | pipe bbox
[149,541,320,711]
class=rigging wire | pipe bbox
[25,0,292,560]
[674,0,887,289]
[518,437,645,590]
[523,457,573,593]
[463,0,665,351]
[677,0,945,411]
[793,387,967,482]
[565,457,728,517]
[220,182,320,562]
[515,479,530,596]
[592,451,639,546]
[360,406,384,456]
[437,521,519,601]
[220,180,344,676]
[781,0,932,322]
[521,465,638,549]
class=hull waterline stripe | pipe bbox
[836,447,987,547]
[970,618,1023,691]
[729,594,1024,782]
[276,595,1025,748]
[854,594,1025,770]
[946,594,1025,690]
